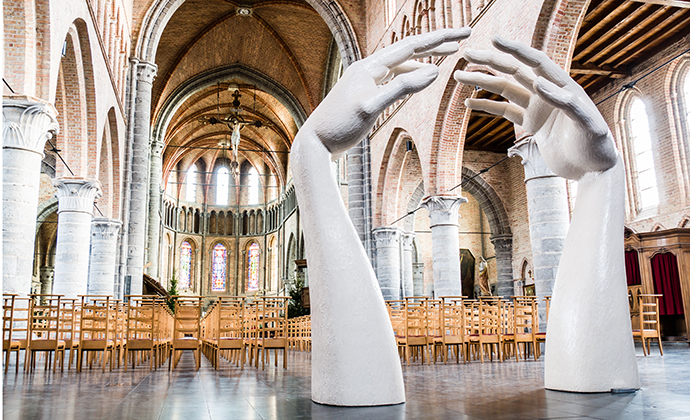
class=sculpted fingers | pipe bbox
[492,36,571,88]
[368,28,470,71]
[380,61,427,84]
[453,70,531,108]
[534,77,608,137]
[363,64,440,116]
[465,98,525,126]
[463,49,537,92]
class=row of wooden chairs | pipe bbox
[200,296,291,371]
[387,296,549,365]
[3,294,175,373]
[287,315,311,352]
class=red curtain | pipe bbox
[625,250,642,286]
[651,253,684,316]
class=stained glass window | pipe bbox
[216,167,229,206]
[212,243,227,292]
[247,243,260,291]
[180,241,192,290]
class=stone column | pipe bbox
[88,218,122,296]
[421,194,467,298]
[372,226,402,300]
[39,266,54,295]
[3,96,59,295]
[52,178,102,297]
[490,235,514,297]
[146,139,164,279]
[412,263,424,296]
[401,232,415,297]
[508,137,569,329]
[126,60,157,295]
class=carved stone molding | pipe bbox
[151,139,165,157]
[133,59,158,84]
[91,218,122,241]
[490,235,513,254]
[54,177,102,214]
[421,194,468,227]
[3,96,59,155]
[401,232,415,250]
[373,226,403,248]
[508,136,556,182]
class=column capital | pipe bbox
[508,137,556,182]
[401,232,415,250]
[372,226,403,247]
[91,218,122,240]
[151,139,165,157]
[490,234,513,254]
[3,95,59,155]
[132,59,157,84]
[54,177,102,214]
[421,194,467,227]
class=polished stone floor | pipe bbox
[3,343,690,419]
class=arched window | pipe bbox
[185,164,197,202]
[248,166,260,205]
[216,167,229,206]
[629,98,658,209]
[211,243,227,292]
[386,0,396,25]
[179,241,192,290]
[247,243,260,291]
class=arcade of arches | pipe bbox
[4,0,690,343]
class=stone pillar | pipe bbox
[490,235,514,297]
[88,218,122,296]
[40,266,54,295]
[412,263,424,296]
[508,137,569,329]
[2,96,59,295]
[126,60,157,295]
[146,139,164,279]
[421,194,467,298]
[372,226,403,300]
[401,232,415,297]
[52,178,102,297]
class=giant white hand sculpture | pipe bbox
[292,28,470,406]
[455,37,639,392]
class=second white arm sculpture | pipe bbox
[292,29,470,406]
[454,37,639,392]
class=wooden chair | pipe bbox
[534,296,550,358]
[78,296,115,372]
[58,298,80,370]
[402,298,430,365]
[255,297,289,369]
[243,301,259,367]
[464,299,481,362]
[169,296,203,370]
[633,294,663,356]
[500,299,516,361]
[157,299,174,367]
[440,296,467,363]
[124,296,159,371]
[477,298,503,363]
[27,294,66,372]
[214,296,246,369]
[386,300,406,359]
[426,299,444,363]
[511,296,539,361]
[3,294,30,373]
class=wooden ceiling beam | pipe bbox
[602,9,687,66]
[575,3,653,63]
[466,117,505,143]
[466,119,512,148]
[577,0,627,47]
[629,0,690,9]
[570,62,629,78]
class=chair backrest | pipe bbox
[28,294,62,344]
[638,294,662,332]
[387,300,406,338]
[173,296,203,340]
[58,299,80,343]
[405,298,428,338]
[513,296,538,335]
[441,297,465,339]
[258,297,288,340]
[79,296,113,344]
[426,299,442,338]
[464,300,480,336]
[125,296,158,342]
[479,298,501,336]
[217,296,245,339]
[3,295,17,347]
